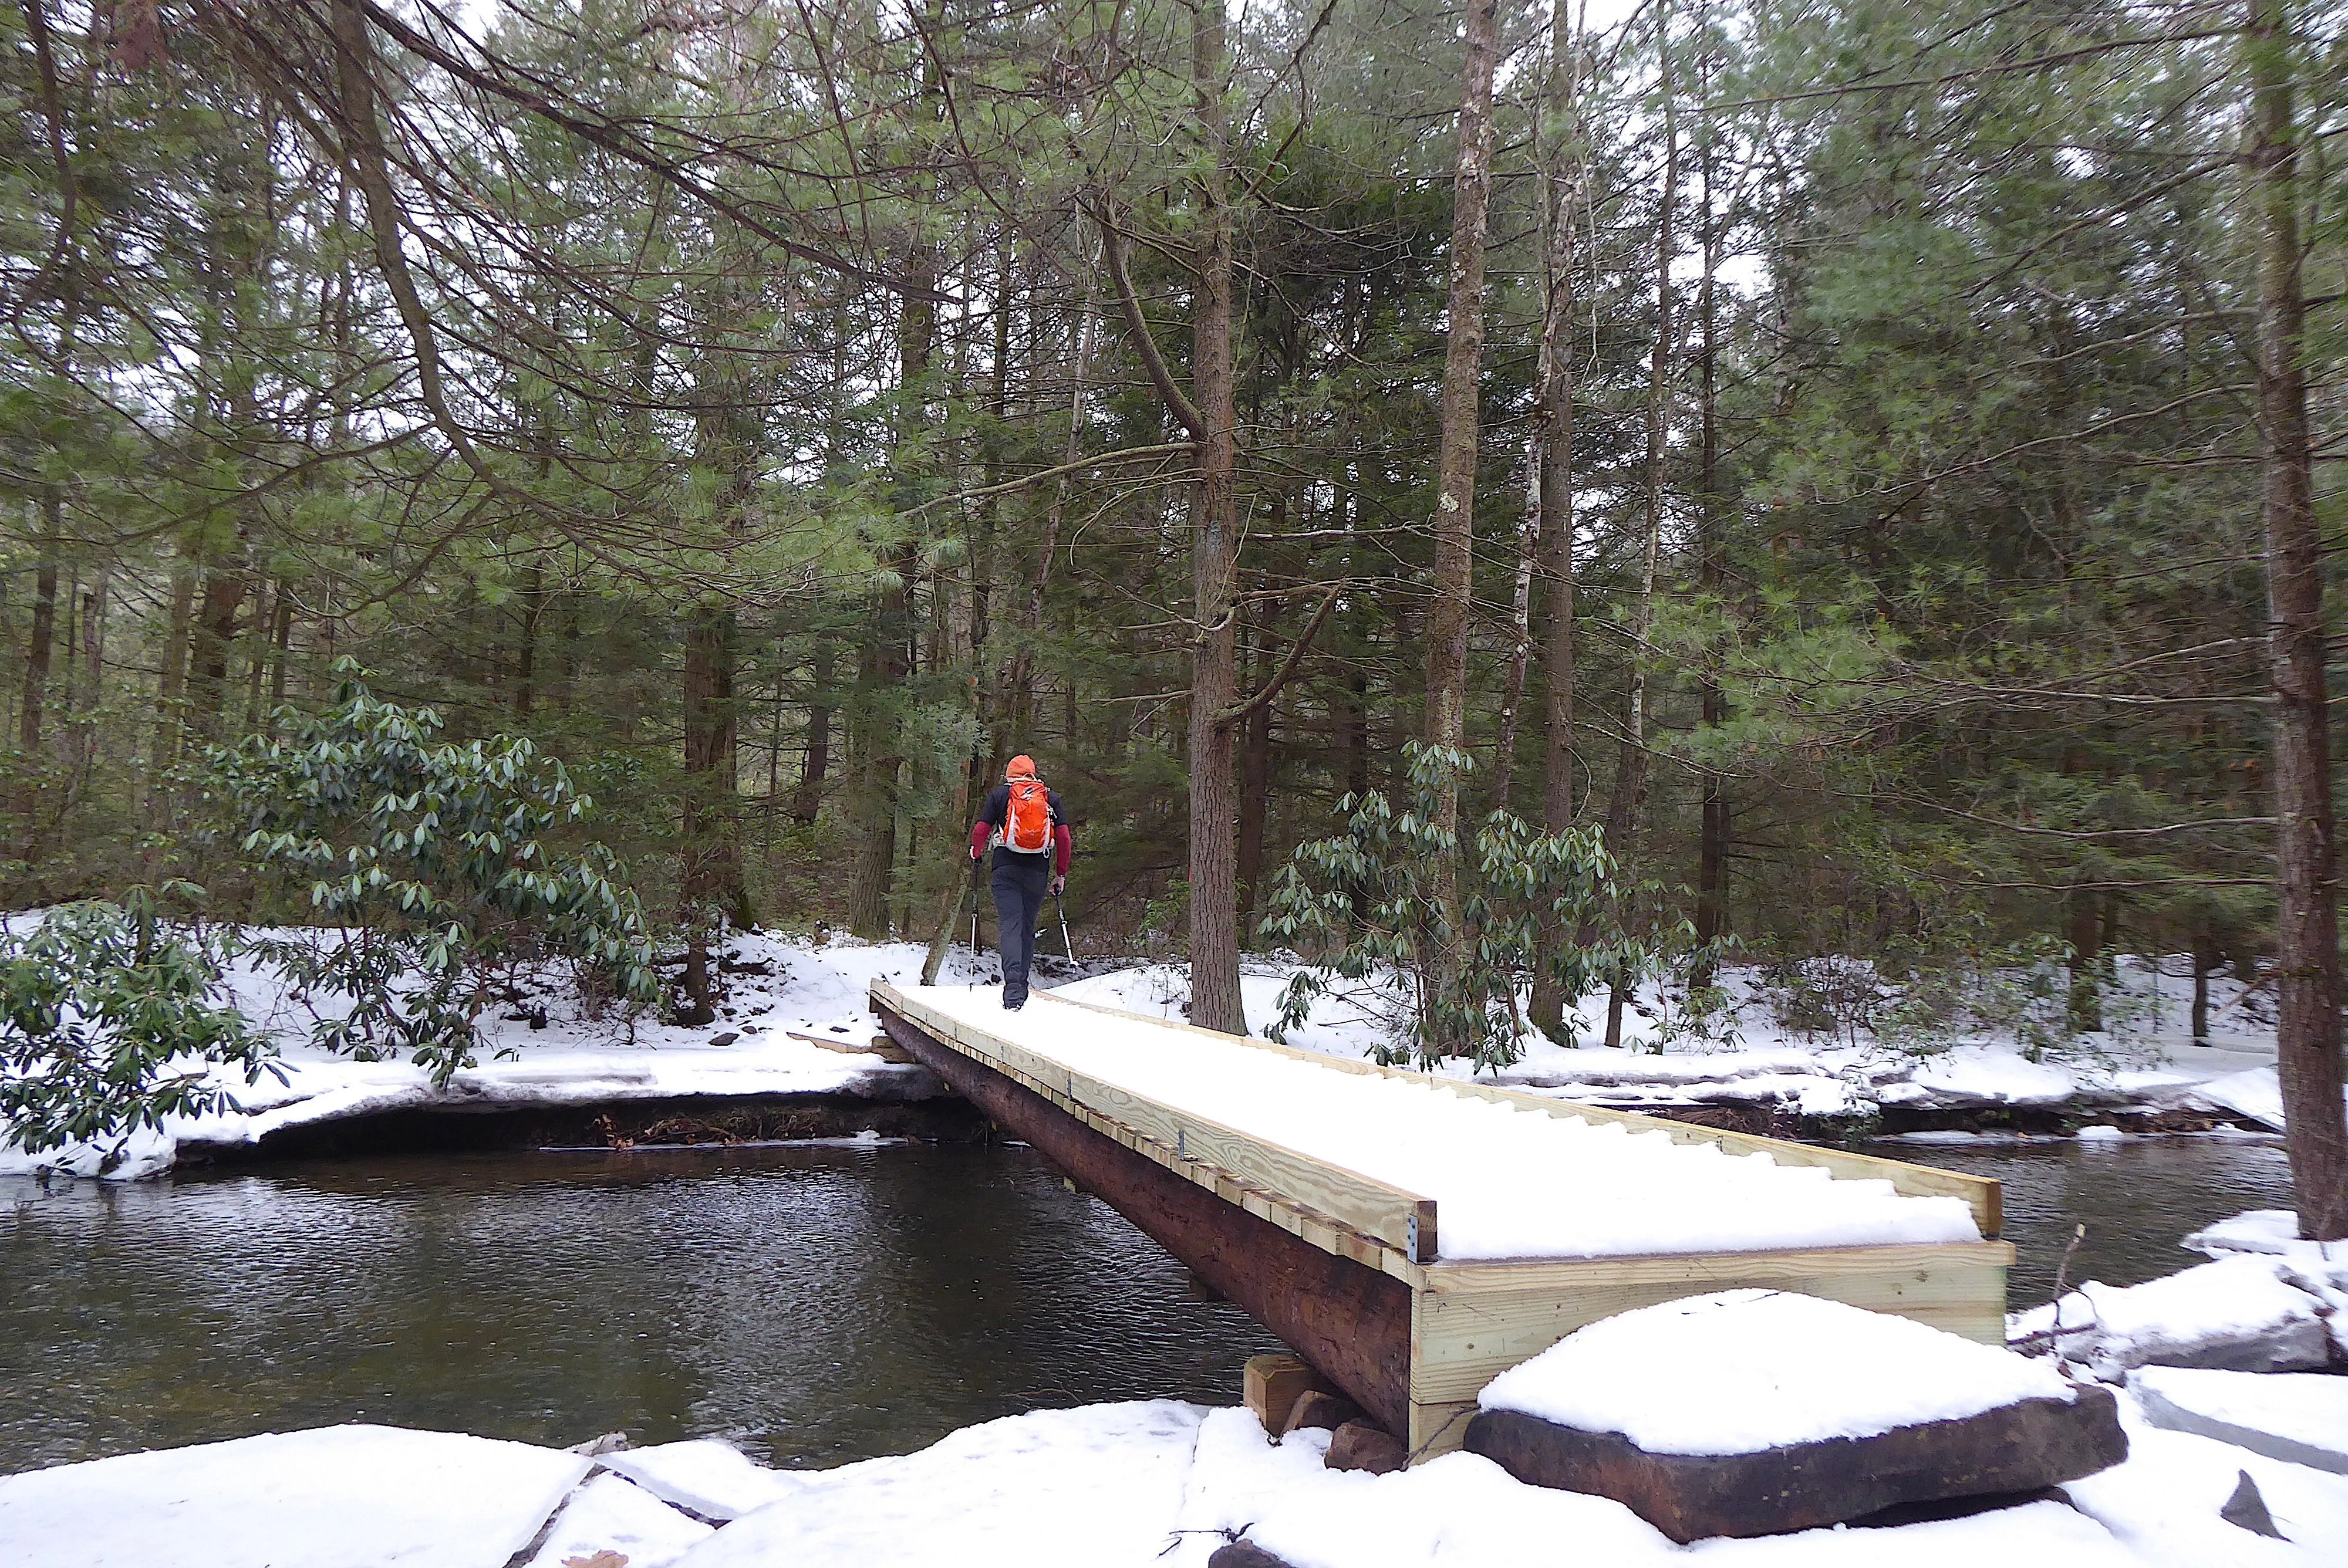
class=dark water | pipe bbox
[1862,1135,2297,1307]
[1,1135,2293,1476]
[0,1143,1282,1476]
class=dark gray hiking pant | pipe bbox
[990,855,1050,1006]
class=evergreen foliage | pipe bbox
[1261,744,1699,1070]
[211,667,660,1082]
[0,887,276,1161]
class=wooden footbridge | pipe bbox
[872,982,2012,1461]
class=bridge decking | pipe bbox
[872,982,2013,1459]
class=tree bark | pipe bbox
[1186,0,1246,1036]
[1692,24,1728,983]
[1528,9,1583,1040]
[2246,0,2346,1239]
[1421,0,1503,1054]
[19,535,57,753]
[1604,4,1676,1053]
[794,641,835,824]
[1236,610,1274,937]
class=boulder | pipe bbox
[1280,1390,1362,1436]
[1466,1387,2127,1544]
[1323,1421,1408,1476]
[1469,1289,2130,1542]
[1206,1543,1296,1568]
[2011,1255,2333,1376]
[2131,1367,2348,1475]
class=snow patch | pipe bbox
[0,1424,591,1568]
[671,1401,1206,1568]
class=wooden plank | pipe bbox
[879,984,1438,1262]
[1403,1240,2013,1457]
[877,1008,1416,1435]
[1034,989,2002,1239]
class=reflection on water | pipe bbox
[0,1144,1281,1475]
[1861,1134,2295,1306]
[2,1134,2295,1475]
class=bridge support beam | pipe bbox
[881,1011,1413,1436]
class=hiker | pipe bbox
[970,755,1072,1011]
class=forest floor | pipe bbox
[0,927,2302,1180]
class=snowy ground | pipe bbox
[0,928,2317,1180]
[6,1339,2343,1567]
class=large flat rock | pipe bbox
[2132,1367,2348,1475]
[1465,1387,2127,1542]
[0,1424,591,1568]
[1466,1290,2127,1542]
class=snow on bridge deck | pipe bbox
[872,981,2014,1457]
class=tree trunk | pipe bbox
[187,557,249,741]
[1186,0,1246,1036]
[19,536,57,753]
[1421,0,1503,1054]
[851,2,945,942]
[149,556,197,778]
[1527,10,1583,1040]
[2066,882,2104,1033]
[514,555,544,719]
[1011,259,1095,736]
[794,641,835,824]
[2246,0,2345,1239]
[1236,611,1274,937]
[1604,4,1676,1053]
[1692,30,1729,985]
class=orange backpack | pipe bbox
[1003,776,1054,854]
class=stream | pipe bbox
[1,1134,2293,1475]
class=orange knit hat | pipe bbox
[1006,755,1038,780]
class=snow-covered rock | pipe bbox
[2013,1255,2334,1375]
[1479,1289,2081,1455]
[2131,1368,2348,1476]
[672,1401,1207,1567]
[2185,1209,2348,1265]
[525,1472,714,1568]
[596,1438,797,1522]
[2062,1391,2348,1566]
[0,1424,591,1568]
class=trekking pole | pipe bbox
[1057,888,1075,961]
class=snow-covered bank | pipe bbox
[8,1382,2342,1567]
[2,932,985,1180]
[2,931,2326,1181]
[1055,958,2318,1136]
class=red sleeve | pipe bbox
[1053,823,1072,876]
[970,820,991,858]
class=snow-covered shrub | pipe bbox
[208,665,662,1083]
[1762,956,1885,1049]
[1258,743,1691,1072]
[0,887,281,1164]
